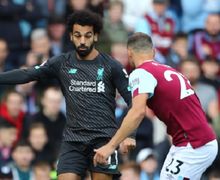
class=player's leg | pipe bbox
[160,140,218,180]
[58,173,81,180]
[91,172,112,180]
[57,141,89,180]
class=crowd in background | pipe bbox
[0,0,220,179]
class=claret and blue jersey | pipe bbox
[129,60,216,148]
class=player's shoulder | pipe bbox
[130,68,153,79]
[46,52,68,63]
[47,51,73,65]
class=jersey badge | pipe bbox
[97,67,104,80]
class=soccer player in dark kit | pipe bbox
[0,10,135,180]
[94,33,218,180]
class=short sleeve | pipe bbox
[129,68,157,98]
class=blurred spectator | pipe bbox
[0,38,14,72]
[181,0,208,33]
[36,0,66,20]
[0,0,44,56]
[169,0,182,17]
[119,161,140,180]
[0,90,27,141]
[0,117,17,167]
[191,14,220,62]
[30,28,52,62]
[0,38,14,98]
[15,79,38,115]
[88,0,105,16]
[122,0,153,32]
[180,59,219,122]
[47,16,66,56]
[200,59,220,130]
[65,0,89,18]
[28,86,65,156]
[28,29,60,91]
[135,0,177,56]
[10,140,34,180]
[111,43,128,68]
[21,51,42,68]
[33,161,51,180]
[28,122,55,165]
[200,59,220,91]
[129,118,154,161]
[103,1,128,45]
[166,33,189,68]
[136,148,160,180]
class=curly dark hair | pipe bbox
[67,10,103,34]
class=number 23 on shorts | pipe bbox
[165,158,184,175]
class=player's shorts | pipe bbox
[57,137,120,178]
[160,139,218,180]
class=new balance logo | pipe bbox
[68,69,77,74]
[97,81,105,92]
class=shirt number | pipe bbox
[165,158,184,175]
[164,70,194,99]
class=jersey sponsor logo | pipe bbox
[97,81,105,92]
[68,68,77,74]
[69,79,105,93]
[130,78,140,89]
[97,67,104,80]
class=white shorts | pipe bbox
[160,139,218,180]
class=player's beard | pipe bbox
[75,43,94,57]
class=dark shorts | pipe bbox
[57,138,120,178]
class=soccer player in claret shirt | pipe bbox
[0,10,136,180]
[94,32,218,180]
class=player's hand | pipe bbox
[119,138,136,154]
[93,144,115,167]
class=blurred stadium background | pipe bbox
[0,0,220,179]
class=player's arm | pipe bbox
[94,93,148,165]
[109,93,147,147]
[94,68,158,165]
[0,68,43,84]
[0,56,60,84]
